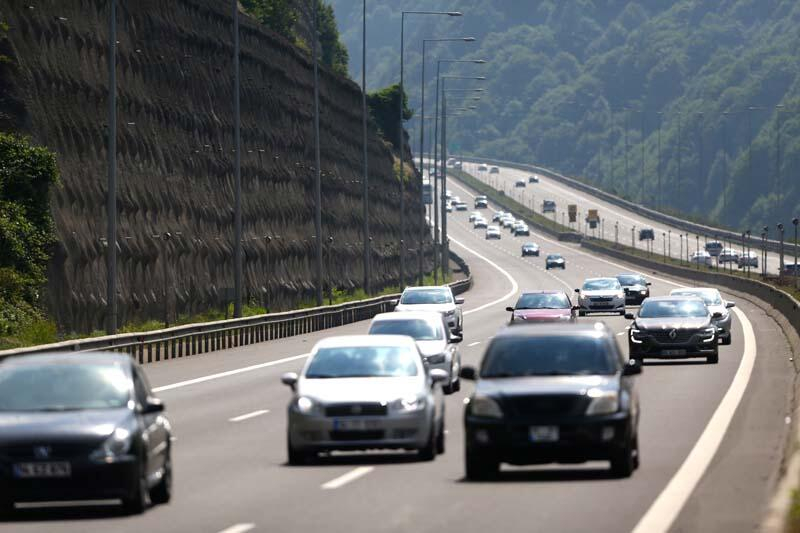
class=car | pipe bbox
[718,248,739,264]
[468,211,481,222]
[627,296,721,363]
[473,217,488,229]
[451,195,461,204]
[445,202,453,213]
[510,220,523,233]
[521,242,540,257]
[575,277,626,315]
[545,253,565,269]
[491,211,505,222]
[489,166,499,174]
[474,195,488,209]
[394,286,464,332]
[783,263,800,277]
[705,241,724,257]
[542,200,556,213]
[281,335,447,464]
[501,216,516,229]
[478,164,488,172]
[616,274,651,305]
[447,157,456,167]
[514,223,530,237]
[486,226,502,240]
[528,175,539,184]
[455,202,469,211]
[460,323,641,480]
[445,190,453,200]
[454,161,462,169]
[515,180,526,188]
[738,250,759,268]
[638,228,655,241]
[0,353,172,515]
[689,250,713,267]
[669,287,735,345]
[368,312,463,394]
[505,290,575,323]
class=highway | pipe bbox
[461,160,792,276]
[1,176,794,533]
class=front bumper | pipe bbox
[579,300,625,313]
[521,250,539,256]
[546,262,565,268]
[624,291,649,304]
[629,337,717,358]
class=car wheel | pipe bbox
[633,436,640,470]
[418,422,437,462]
[465,448,498,480]
[287,433,315,465]
[451,378,461,393]
[436,419,445,455]
[443,381,454,395]
[123,464,150,515]
[610,439,635,478]
[722,334,732,346]
[149,453,172,505]
[0,497,13,519]
[707,350,719,364]
[545,266,550,270]
[578,310,586,317]
[618,310,626,316]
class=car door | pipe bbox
[133,366,169,481]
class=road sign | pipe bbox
[568,204,577,223]
[422,182,433,204]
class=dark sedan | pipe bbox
[616,274,651,305]
[0,353,172,515]
[460,323,641,479]
[545,253,565,270]
[627,296,721,364]
[521,243,540,257]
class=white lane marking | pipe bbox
[631,305,757,533]
[229,409,270,423]
[218,524,255,533]
[449,237,519,316]
[616,332,625,336]
[153,353,309,393]
[321,466,374,490]
[467,341,481,347]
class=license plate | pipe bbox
[529,426,559,442]
[333,419,379,431]
[13,462,71,478]
[662,349,687,356]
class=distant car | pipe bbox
[368,311,463,394]
[514,223,530,237]
[575,277,626,316]
[638,228,655,241]
[718,248,739,264]
[460,323,641,479]
[445,190,453,200]
[454,161,462,169]
[474,195,488,209]
[501,216,516,229]
[545,253,565,270]
[0,353,172,515]
[473,217,488,229]
[690,250,713,267]
[627,296,721,364]
[669,288,735,345]
[486,226,501,240]
[282,335,447,464]
[528,175,539,184]
[445,202,453,212]
[447,157,456,167]
[491,211,505,222]
[468,211,481,222]
[455,202,468,211]
[489,166,499,174]
[514,180,526,188]
[616,274,651,305]
[478,164,488,171]
[521,242,540,257]
[783,263,800,277]
[505,290,575,323]
[738,250,758,268]
[394,286,464,332]
[542,200,556,213]
[705,241,723,257]
[451,195,461,204]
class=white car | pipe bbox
[718,248,739,264]
[394,286,464,333]
[468,211,481,222]
[690,251,713,267]
[669,287,735,345]
[575,278,626,315]
[473,217,488,229]
[486,225,501,240]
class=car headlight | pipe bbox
[585,388,619,416]
[639,290,647,295]
[468,395,503,419]
[90,426,134,463]
[294,396,323,415]
[389,396,426,412]
[701,327,716,343]
[630,327,645,344]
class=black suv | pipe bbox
[460,323,641,480]
[627,296,721,364]
[616,273,651,305]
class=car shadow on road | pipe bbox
[642,360,710,367]
[0,504,127,523]
[284,451,424,468]
[458,467,615,484]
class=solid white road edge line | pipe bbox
[217,524,255,533]
[449,236,519,316]
[229,409,270,423]
[630,305,757,533]
[321,466,375,490]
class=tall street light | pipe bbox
[106,0,118,334]
[233,0,244,316]
[416,37,476,284]
[361,0,370,294]
[399,10,462,290]
[312,0,324,305]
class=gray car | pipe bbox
[393,286,464,332]
[281,335,447,464]
[368,311,463,394]
[669,287,735,345]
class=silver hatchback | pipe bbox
[281,335,447,464]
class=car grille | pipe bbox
[503,394,587,417]
[0,442,100,460]
[325,403,387,417]
[330,430,384,441]
[648,330,696,343]
[590,297,613,302]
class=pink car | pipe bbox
[505,291,576,323]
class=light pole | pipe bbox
[399,10,462,289]
[778,223,785,274]
[361,0,370,294]
[311,1,325,305]
[106,0,118,334]
[763,225,769,276]
[793,218,798,288]
[696,234,700,270]
[776,104,785,215]
[745,229,751,278]
[679,234,684,265]
[668,229,671,259]
[232,0,244,316]
[662,232,666,261]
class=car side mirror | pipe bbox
[389,299,399,307]
[459,366,477,381]
[572,305,581,311]
[725,302,735,308]
[623,287,629,293]
[142,397,165,414]
[574,288,580,293]
[430,369,449,385]
[712,312,723,319]
[505,306,515,312]
[624,312,635,320]
[281,372,299,390]
[450,334,463,344]
[646,282,652,286]
[455,297,465,305]
[623,359,642,376]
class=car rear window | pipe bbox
[400,289,452,305]
[480,335,617,377]
[369,319,444,341]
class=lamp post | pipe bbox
[745,229,751,278]
[399,10,463,290]
[614,221,619,246]
[233,0,244,316]
[778,223,785,273]
[311,0,324,305]
[696,234,700,270]
[776,104,785,215]
[106,0,118,334]
[679,234,684,265]
[763,225,769,276]
[662,232,666,261]
[793,218,799,288]
[361,0,370,294]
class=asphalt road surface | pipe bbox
[1,176,793,533]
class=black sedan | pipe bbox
[460,323,641,479]
[521,242,540,257]
[545,253,566,269]
[627,296,721,364]
[616,273,651,305]
[0,353,172,515]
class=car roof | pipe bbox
[403,285,449,292]
[313,335,418,349]
[643,295,705,303]
[1,352,133,367]
[519,290,564,295]
[371,311,444,323]
[493,322,613,339]
[670,287,720,295]
[583,277,618,282]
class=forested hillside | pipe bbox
[331,0,800,230]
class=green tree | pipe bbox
[241,0,297,40]
[367,83,413,149]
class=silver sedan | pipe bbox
[281,335,447,464]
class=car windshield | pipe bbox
[516,293,569,309]
[583,279,621,291]
[480,335,616,377]
[369,319,444,341]
[671,289,722,305]
[617,275,645,286]
[547,254,562,260]
[0,362,131,412]
[305,346,419,378]
[639,299,708,318]
[400,289,452,305]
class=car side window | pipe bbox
[132,367,150,407]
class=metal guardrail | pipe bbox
[0,276,473,364]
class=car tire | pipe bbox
[465,449,498,481]
[436,419,445,455]
[123,464,150,515]
[149,453,173,505]
[545,266,550,270]
[618,310,626,316]
[451,378,461,393]
[418,422,437,462]
[633,436,640,470]
[287,434,315,466]
[0,497,13,519]
[722,334,732,346]
[707,350,719,364]
[578,310,586,317]
[610,439,635,478]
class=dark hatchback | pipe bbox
[460,324,641,480]
[616,274,651,305]
[0,353,172,515]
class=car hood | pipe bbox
[513,309,571,321]
[581,290,623,298]
[635,317,710,330]
[0,408,131,445]
[298,377,423,403]
[416,340,448,357]
[476,375,617,396]
[395,303,455,314]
